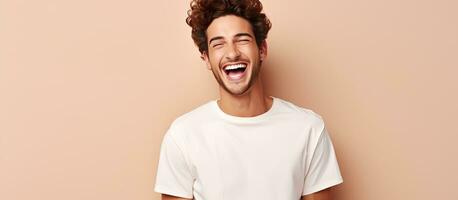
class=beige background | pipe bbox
[1,0,457,199]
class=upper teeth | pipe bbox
[224,64,246,70]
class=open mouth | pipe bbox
[223,63,247,81]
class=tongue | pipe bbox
[228,70,244,80]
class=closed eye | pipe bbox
[212,43,224,48]
[237,39,251,44]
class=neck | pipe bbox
[217,77,273,117]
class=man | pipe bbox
[154,0,343,199]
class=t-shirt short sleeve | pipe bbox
[154,130,194,199]
[302,126,343,196]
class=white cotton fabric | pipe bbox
[154,97,343,200]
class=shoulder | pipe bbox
[274,97,325,129]
[166,100,215,138]
[274,98,329,146]
[273,97,326,142]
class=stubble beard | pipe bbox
[210,61,261,96]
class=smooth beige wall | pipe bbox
[1,0,457,199]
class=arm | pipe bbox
[155,132,195,200]
[162,194,192,200]
[301,187,332,200]
[301,121,343,200]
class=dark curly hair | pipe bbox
[186,0,272,54]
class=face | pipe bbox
[202,15,267,96]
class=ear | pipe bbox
[259,40,268,62]
[201,51,212,70]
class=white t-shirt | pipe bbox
[154,97,343,200]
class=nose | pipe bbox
[225,43,241,61]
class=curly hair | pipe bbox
[186,0,272,54]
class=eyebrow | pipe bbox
[208,32,254,45]
[234,33,254,39]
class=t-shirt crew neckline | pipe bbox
[211,96,278,123]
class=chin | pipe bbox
[223,84,252,96]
